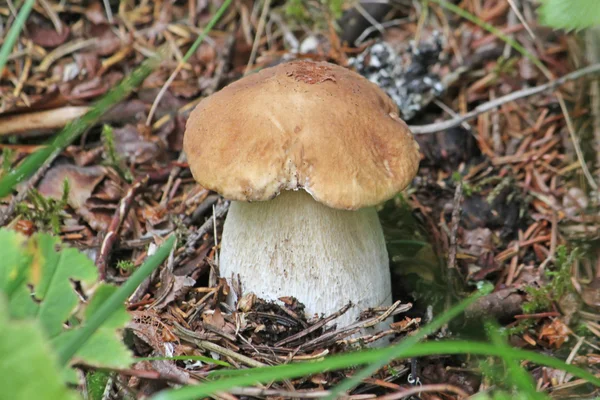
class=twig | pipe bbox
[355,18,411,46]
[39,0,64,34]
[355,3,386,36]
[363,300,404,328]
[408,63,600,134]
[374,384,470,399]
[557,92,598,191]
[448,183,463,271]
[174,201,230,266]
[160,153,186,206]
[274,303,352,347]
[229,387,374,399]
[0,106,90,136]
[102,0,114,23]
[506,0,535,39]
[301,303,412,351]
[36,38,97,73]
[97,175,149,279]
[173,322,266,368]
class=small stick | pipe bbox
[513,311,560,319]
[174,322,266,368]
[174,201,230,266]
[160,153,186,206]
[97,175,149,279]
[409,63,600,134]
[447,182,463,271]
[229,387,375,399]
[274,303,352,347]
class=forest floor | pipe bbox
[1,0,600,399]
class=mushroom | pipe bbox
[184,60,420,328]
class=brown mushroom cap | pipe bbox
[184,60,420,210]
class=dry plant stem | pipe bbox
[174,201,230,265]
[409,63,600,134]
[97,175,149,279]
[160,153,186,206]
[448,182,462,271]
[39,0,63,33]
[300,303,412,351]
[556,93,598,191]
[146,59,183,126]
[36,38,97,72]
[0,106,90,136]
[173,322,266,368]
[228,387,374,399]
[244,0,271,75]
[506,0,535,39]
[374,384,469,399]
[355,3,386,37]
[274,303,352,347]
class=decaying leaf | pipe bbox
[539,318,571,348]
[113,125,161,164]
[27,23,70,48]
[152,269,195,310]
[38,163,106,210]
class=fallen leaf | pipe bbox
[113,125,161,164]
[38,163,106,209]
[27,23,70,48]
[203,308,225,330]
[539,318,571,348]
[85,2,107,24]
[88,23,121,56]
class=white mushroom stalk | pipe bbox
[220,190,391,327]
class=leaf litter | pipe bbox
[1,0,600,398]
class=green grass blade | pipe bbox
[325,285,491,398]
[0,0,36,75]
[486,322,541,399]
[184,0,232,63]
[56,235,176,366]
[151,340,600,400]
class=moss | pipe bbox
[17,180,69,234]
[102,125,133,182]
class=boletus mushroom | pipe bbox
[184,60,420,328]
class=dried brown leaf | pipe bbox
[38,163,106,209]
[27,24,70,48]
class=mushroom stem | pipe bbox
[220,190,392,328]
